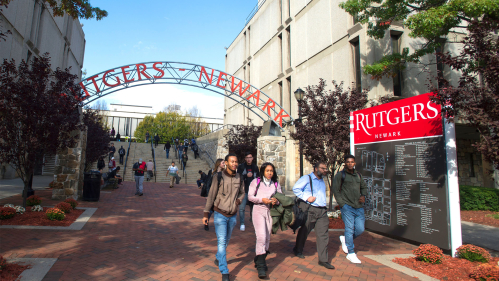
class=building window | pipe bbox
[278,33,283,73]
[350,38,361,92]
[436,41,446,89]
[469,153,475,177]
[353,14,359,25]
[286,26,291,69]
[279,81,283,106]
[286,76,292,116]
[287,0,291,18]
[391,33,402,96]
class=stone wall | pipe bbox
[196,129,229,169]
[457,139,484,187]
[52,129,87,200]
[257,136,286,189]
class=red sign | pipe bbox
[352,93,442,144]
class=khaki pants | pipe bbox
[170,175,176,188]
[294,201,330,263]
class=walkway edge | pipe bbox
[364,254,439,281]
[7,258,57,281]
[0,207,97,230]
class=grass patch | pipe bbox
[485,213,499,220]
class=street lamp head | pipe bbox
[294,88,305,101]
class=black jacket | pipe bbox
[164,142,171,149]
[237,163,259,193]
[118,148,125,155]
[200,170,213,197]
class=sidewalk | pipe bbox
[0,182,419,281]
[0,175,53,200]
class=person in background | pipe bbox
[110,127,115,139]
[118,146,126,165]
[108,157,116,172]
[248,162,282,279]
[202,154,245,281]
[197,170,207,189]
[201,158,225,231]
[292,161,335,270]
[333,155,367,264]
[192,143,200,159]
[154,134,160,147]
[178,143,185,159]
[167,162,179,188]
[237,152,259,232]
[97,156,105,172]
[109,143,116,161]
[132,158,146,196]
[164,141,171,159]
[145,131,150,143]
[116,132,121,142]
[146,159,154,181]
[181,151,188,171]
[107,166,121,189]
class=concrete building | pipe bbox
[0,0,86,179]
[224,0,497,188]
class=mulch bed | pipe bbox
[393,255,499,281]
[0,262,31,281]
[0,207,85,227]
[461,210,499,227]
[328,218,345,229]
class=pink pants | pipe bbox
[252,205,272,255]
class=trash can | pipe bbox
[82,170,101,201]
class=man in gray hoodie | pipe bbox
[202,153,245,281]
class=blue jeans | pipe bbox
[214,211,237,274]
[134,175,144,194]
[341,204,365,254]
[166,149,169,158]
[238,193,248,225]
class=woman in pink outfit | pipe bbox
[248,162,282,279]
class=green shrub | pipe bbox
[46,208,65,221]
[460,186,499,211]
[456,245,491,263]
[413,244,444,264]
[26,195,42,206]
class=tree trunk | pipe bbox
[22,171,34,208]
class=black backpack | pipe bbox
[289,175,314,234]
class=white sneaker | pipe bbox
[339,236,348,254]
[346,253,362,264]
[240,225,245,231]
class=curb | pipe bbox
[364,254,439,281]
[0,207,97,230]
[7,258,57,281]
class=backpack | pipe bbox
[289,175,314,234]
[108,160,114,168]
[254,177,278,197]
[133,162,144,175]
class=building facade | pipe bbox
[1,0,86,178]
[224,0,497,188]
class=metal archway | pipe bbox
[80,61,293,128]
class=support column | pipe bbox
[257,135,286,189]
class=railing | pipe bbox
[122,140,132,180]
[245,0,266,25]
[151,139,156,183]
[198,124,234,138]
[198,146,215,166]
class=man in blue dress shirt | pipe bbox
[292,161,335,270]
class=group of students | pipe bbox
[199,153,367,281]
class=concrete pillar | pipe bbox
[257,135,286,189]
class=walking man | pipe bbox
[154,134,160,147]
[292,161,335,270]
[333,155,367,264]
[192,143,199,159]
[118,145,126,165]
[132,158,146,196]
[164,141,171,158]
[202,153,245,281]
[236,152,259,231]
[167,162,179,188]
[181,151,188,171]
[145,131,150,143]
[146,159,154,181]
[108,143,116,161]
[178,143,185,159]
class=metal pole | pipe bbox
[299,104,303,177]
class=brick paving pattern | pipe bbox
[0,182,418,281]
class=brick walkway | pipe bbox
[0,182,418,281]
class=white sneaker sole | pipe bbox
[346,256,361,264]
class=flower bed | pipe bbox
[0,206,84,227]
[0,256,30,281]
[461,210,499,227]
[328,218,345,229]
[394,244,499,281]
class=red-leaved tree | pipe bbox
[83,108,109,172]
[224,119,262,163]
[431,19,499,171]
[291,79,389,209]
[0,54,84,207]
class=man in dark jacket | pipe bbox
[108,143,116,161]
[154,134,160,147]
[192,143,199,159]
[197,170,207,188]
[236,152,259,232]
[333,154,367,264]
[118,146,126,165]
[164,141,171,158]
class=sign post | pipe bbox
[350,93,462,251]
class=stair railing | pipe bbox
[123,139,132,180]
[151,139,156,183]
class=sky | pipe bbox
[81,1,257,118]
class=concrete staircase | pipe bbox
[121,142,210,185]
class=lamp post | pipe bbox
[294,88,305,177]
